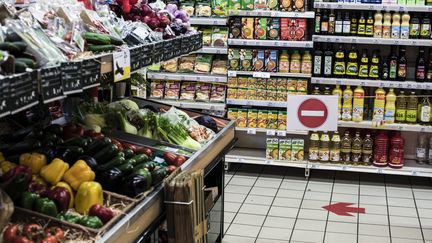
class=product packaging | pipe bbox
[279,139,292,160]
[266,138,279,160]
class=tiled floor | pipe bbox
[220,163,432,243]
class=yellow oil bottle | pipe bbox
[342,85,353,121]
[332,85,343,120]
[373,88,386,124]
[384,88,396,124]
[352,86,365,122]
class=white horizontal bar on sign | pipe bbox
[301,110,325,116]
[235,127,309,135]
[189,17,227,26]
[311,77,432,90]
[226,99,287,107]
[313,2,432,12]
[194,46,228,54]
[147,72,227,83]
[232,70,312,78]
[227,39,314,48]
[149,99,226,111]
[313,35,432,47]
[338,120,432,132]
[227,10,315,18]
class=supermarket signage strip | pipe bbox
[148,99,226,111]
[226,154,432,177]
[189,17,227,26]
[226,99,288,107]
[313,35,432,47]
[235,127,309,136]
[147,72,228,83]
[311,77,432,90]
[194,47,228,55]
[338,121,432,133]
[228,70,312,78]
[313,2,432,12]
[227,39,314,48]
[227,10,315,18]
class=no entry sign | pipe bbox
[287,95,338,131]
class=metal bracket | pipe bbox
[224,161,229,171]
[305,167,310,178]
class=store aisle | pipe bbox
[221,164,432,243]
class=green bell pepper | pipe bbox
[20,191,39,209]
[58,213,82,224]
[78,216,104,229]
[34,197,58,217]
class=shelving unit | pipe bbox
[338,120,432,132]
[228,39,314,48]
[189,17,227,26]
[228,70,312,78]
[313,2,432,12]
[148,99,226,111]
[235,127,309,136]
[194,46,228,54]
[227,10,315,18]
[147,72,227,83]
[313,35,432,47]
[226,99,287,107]
[311,77,432,90]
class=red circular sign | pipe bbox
[297,98,328,128]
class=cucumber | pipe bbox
[0,42,21,55]
[123,149,134,159]
[83,32,111,45]
[87,44,116,53]
[12,42,27,52]
[14,61,28,73]
[109,36,123,46]
[15,58,36,68]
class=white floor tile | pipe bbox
[277,189,305,199]
[306,183,333,193]
[239,203,270,215]
[359,214,389,225]
[268,206,299,218]
[326,221,357,234]
[235,171,260,177]
[328,212,358,223]
[291,230,325,243]
[360,204,387,215]
[294,219,326,231]
[301,199,329,210]
[226,223,261,238]
[358,235,390,243]
[250,187,278,197]
[359,185,386,196]
[359,195,387,206]
[387,197,416,208]
[358,224,390,237]
[388,206,418,217]
[224,212,236,223]
[224,222,230,234]
[390,226,423,240]
[332,184,359,195]
[386,188,413,199]
[304,191,332,201]
[423,228,432,241]
[272,197,302,208]
[256,238,289,243]
[279,181,307,191]
[221,234,255,243]
[413,190,432,200]
[416,199,432,209]
[297,209,328,220]
[258,227,292,240]
[391,238,424,243]
[229,177,257,187]
[233,213,266,226]
[420,217,432,228]
[225,202,242,212]
[225,193,247,203]
[331,193,359,204]
[254,179,281,188]
[389,215,420,227]
[225,185,252,194]
[324,232,357,243]
[418,208,432,219]
[245,195,274,206]
[264,216,296,229]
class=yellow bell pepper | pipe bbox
[40,158,69,185]
[63,160,95,191]
[53,181,75,209]
[32,175,48,186]
[75,181,104,214]
[0,161,16,173]
[19,153,47,174]
[0,152,5,163]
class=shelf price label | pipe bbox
[253,72,271,78]
[228,71,237,77]
[266,130,276,136]
[277,130,287,137]
[377,168,383,174]
[265,160,273,165]
[247,128,256,135]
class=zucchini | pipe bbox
[109,36,123,46]
[15,61,28,73]
[43,132,58,142]
[93,144,118,164]
[0,42,21,55]
[85,137,111,155]
[116,163,134,174]
[97,155,126,171]
[62,137,90,147]
[4,139,42,156]
[123,149,134,159]
[131,154,149,165]
[151,168,167,185]
[133,161,157,172]
[83,32,111,45]
[15,58,36,68]
[12,41,27,52]
[87,44,116,53]
[56,146,84,155]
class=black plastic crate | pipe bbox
[130,45,142,72]
[61,61,82,95]
[181,35,193,54]
[163,39,176,61]
[172,37,182,57]
[152,41,164,64]
[0,76,11,118]
[140,43,153,68]
[9,71,39,114]
[81,57,101,89]
[40,65,63,103]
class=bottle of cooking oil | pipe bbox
[323,86,332,95]
[334,44,346,78]
[373,88,386,124]
[362,133,373,165]
[309,131,320,161]
[312,86,321,95]
[352,86,365,122]
[333,85,343,120]
[418,93,431,125]
[319,131,330,162]
[396,90,407,123]
[346,45,359,78]
[330,131,341,163]
[352,131,363,164]
[359,49,369,79]
[342,86,353,121]
[406,91,418,124]
[384,88,397,124]
[341,130,352,164]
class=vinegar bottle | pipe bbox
[374,11,383,38]
[391,12,401,39]
[384,88,396,124]
[352,86,365,122]
[382,12,392,38]
[400,13,410,39]
[342,85,353,121]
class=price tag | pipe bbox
[311,164,319,169]
[180,76,186,81]
[228,70,237,77]
[267,102,274,107]
[394,40,399,45]
[377,168,383,174]
[412,170,419,176]
[342,166,348,171]
[274,41,280,47]
[265,160,273,165]
[247,128,256,135]
[277,130,287,137]
[195,76,201,81]
[304,42,312,48]
[266,130,276,136]
[411,40,417,45]
[253,72,271,78]
[336,80,342,85]
[426,84,432,90]
[361,81,366,86]
[420,127,426,132]
[213,20,220,25]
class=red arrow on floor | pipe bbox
[322,202,365,216]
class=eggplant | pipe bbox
[34,147,56,162]
[194,115,218,132]
[121,170,152,197]
[78,155,98,170]
[96,167,123,192]
[3,139,42,156]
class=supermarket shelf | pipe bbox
[226,148,432,177]
[194,46,228,54]
[338,120,432,133]
[227,10,315,18]
[311,77,432,90]
[147,72,227,83]
[313,2,432,12]
[228,39,314,48]
[229,70,312,78]
[148,99,226,111]
[236,127,309,136]
[226,99,287,107]
[313,35,432,47]
[189,17,227,26]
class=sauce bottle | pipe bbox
[315,9,322,34]
[352,131,363,164]
[301,51,312,74]
[343,12,351,36]
[352,86,365,122]
[365,12,374,37]
[329,9,336,35]
[391,12,401,39]
[396,90,407,123]
[373,88,386,124]
[427,49,432,82]
[373,131,389,167]
[410,14,420,39]
[389,47,398,81]
[420,16,431,39]
[400,13,410,39]
[418,94,431,125]
[384,88,396,124]
[321,10,329,35]
[333,85,343,120]
[417,134,428,164]
[313,45,323,77]
[342,85,353,121]
[346,45,359,78]
[362,133,373,165]
[389,132,405,168]
[323,44,334,77]
[334,44,346,78]
[382,12,392,38]
[341,131,352,164]
[323,86,332,95]
[330,131,341,163]
[319,131,330,162]
[312,86,321,95]
[357,12,366,36]
[335,11,343,35]
[416,48,426,82]
[374,11,383,38]
[309,131,320,161]
[290,50,301,73]
[369,50,380,79]
[381,56,390,80]
[279,50,290,73]
[406,91,418,123]
[350,13,358,36]
[358,49,369,79]
[397,47,407,81]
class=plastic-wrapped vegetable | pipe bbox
[0,189,14,232]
